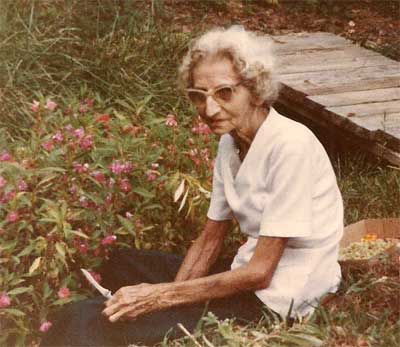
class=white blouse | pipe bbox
[207,107,343,318]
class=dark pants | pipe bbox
[40,249,266,346]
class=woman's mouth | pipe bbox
[211,119,225,126]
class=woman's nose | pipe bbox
[205,96,221,118]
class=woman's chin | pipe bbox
[211,127,229,135]
[210,124,234,135]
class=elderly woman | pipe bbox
[41,26,343,347]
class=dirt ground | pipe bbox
[158,0,400,61]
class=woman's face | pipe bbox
[191,56,258,136]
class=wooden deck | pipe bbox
[273,32,400,166]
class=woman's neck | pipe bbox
[230,106,269,160]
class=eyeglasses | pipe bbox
[186,82,242,107]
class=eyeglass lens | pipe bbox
[188,86,234,106]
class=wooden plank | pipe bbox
[273,32,400,163]
[279,63,400,95]
[327,100,400,118]
[308,88,400,107]
[276,93,400,165]
[275,44,378,58]
[273,32,351,54]
[298,78,400,96]
[277,55,398,74]
[349,113,400,132]
[279,64,400,83]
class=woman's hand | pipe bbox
[102,283,167,322]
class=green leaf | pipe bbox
[28,257,42,274]
[3,308,26,317]
[8,286,33,296]
[132,187,155,199]
[55,242,66,259]
[142,204,163,211]
[1,240,18,252]
[178,188,189,213]
[117,215,135,234]
[69,229,89,239]
[174,179,185,202]
[17,243,35,257]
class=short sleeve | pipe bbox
[259,138,312,237]
[207,138,234,221]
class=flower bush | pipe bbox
[0,96,218,345]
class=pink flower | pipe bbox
[187,137,195,146]
[145,170,158,182]
[165,114,178,127]
[45,100,57,111]
[77,242,88,255]
[200,148,210,162]
[57,287,70,299]
[1,190,16,203]
[95,114,110,124]
[91,171,106,184]
[42,140,54,152]
[89,271,102,283]
[0,152,12,162]
[119,179,132,193]
[192,122,211,135]
[78,99,94,114]
[39,321,52,332]
[109,161,134,175]
[125,212,133,219]
[84,98,94,107]
[188,149,201,166]
[107,178,115,189]
[79,135,94,151]
[105,193,113,206]
[17,180,28,192]
[64,124,74,133]
[79,196,89,208]
[6,211,19,223]
[72,127,85,139]
[0,293,11,308]
[31,100,40,113]
[52,131,64,143]
[101,235,117,246]
[79,103,89,114]
[0,176,6,189]
[69,184,78,195]
[151,163,159,170]
[72,162,89,174]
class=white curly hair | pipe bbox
[178,25,280,107]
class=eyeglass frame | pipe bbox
[185,81,243,107]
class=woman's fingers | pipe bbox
[101,283,158,322]
[109,305,134,323]
[102,301,123,317]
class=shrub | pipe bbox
[0,95,218,345]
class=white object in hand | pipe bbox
[81,268,112,299]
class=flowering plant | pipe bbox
[0,96,216,345]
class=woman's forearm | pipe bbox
[166,237,286,309]
[167,265,265,307]
[103,237,286,322]
[174,219,231,282]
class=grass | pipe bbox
[0,1,399,346]
[161,254,399,347]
